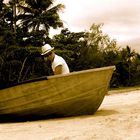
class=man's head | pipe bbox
[41,44,55,61]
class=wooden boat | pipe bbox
[0,66,115,120]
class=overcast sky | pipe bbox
[4,0,140,52]
[54,0,140,53]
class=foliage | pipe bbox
[0,46,49,89]
[0,1,140,89]
[15,0,64,46]
[51,28,86,71]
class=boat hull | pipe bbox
[0,66,115,119]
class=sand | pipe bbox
[0,89,140,140]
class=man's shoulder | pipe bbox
[55,54,64,61]
[53,54,63,64]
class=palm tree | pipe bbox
[120,45,136,85]
[17,0,64,33]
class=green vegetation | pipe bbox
[0,0,140,89]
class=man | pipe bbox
[41,44,70,75]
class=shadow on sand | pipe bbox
[0,109,118,123]
[94,109,118,116]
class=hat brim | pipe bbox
[41,47,54,55]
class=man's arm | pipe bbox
[54,65,63,75]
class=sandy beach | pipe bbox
[0,88,140,140]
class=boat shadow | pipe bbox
[0,109,118,123]
[94,109,118,116]
[61,109,119,120]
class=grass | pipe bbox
[109,85,140,94]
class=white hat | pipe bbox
[41,44,54,55]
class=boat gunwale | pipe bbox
[48,66,115,79]
[0,66,115,90]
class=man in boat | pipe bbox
[41,44,70,75]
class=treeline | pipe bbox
[0,0,140,89]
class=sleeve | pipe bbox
[52,55,63,72]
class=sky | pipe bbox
[4,0,140,53]
[53,0,140,53]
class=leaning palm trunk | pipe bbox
[18,56,28,83]
[13,2,16,34]
[0,66,115,120]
